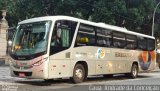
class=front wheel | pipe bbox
[126,64,138,79]
[71,64,86,83]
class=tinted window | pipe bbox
[75,24,95,46]
[147,39,155,51]
[50,20,77,55]
[126,35,137,49]
[96,28,112,47]
[138,37,147,50]
[113,32,126,48]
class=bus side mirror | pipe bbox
[77,37,89,44]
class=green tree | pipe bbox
[1,0,159,37]
[125,0,156,35]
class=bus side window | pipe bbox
[147,39,155,51]
[126,35,137,49]
[96,28,112,47]
[75,24,95,46]
[50,20,77,55]
[113,32,126,48]
[138,37,147,50]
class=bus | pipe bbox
[9,16,156,83]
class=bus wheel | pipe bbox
[71,64,85,83]
[126,64,138,79]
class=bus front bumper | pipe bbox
[10,62,48,79]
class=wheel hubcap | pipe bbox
[132,67,137,76]
[75,68,83,79]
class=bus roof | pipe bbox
[18,16,155,39]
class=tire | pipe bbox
[126,64,138,79]
[71,64,86,83]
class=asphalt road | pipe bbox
[0,66,160,91]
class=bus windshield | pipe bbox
[11,21,51,60]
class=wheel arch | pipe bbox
[132,61,139,72]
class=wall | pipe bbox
[0,10,9,65]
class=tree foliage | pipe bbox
[1,0,160,36]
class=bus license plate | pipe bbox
[19,73,25,77]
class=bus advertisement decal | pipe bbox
[138,51,155,70]
[97,48,105,59]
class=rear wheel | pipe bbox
[126,64,138,79]
[71,64,86,83]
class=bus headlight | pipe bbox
[32,58,48,66]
